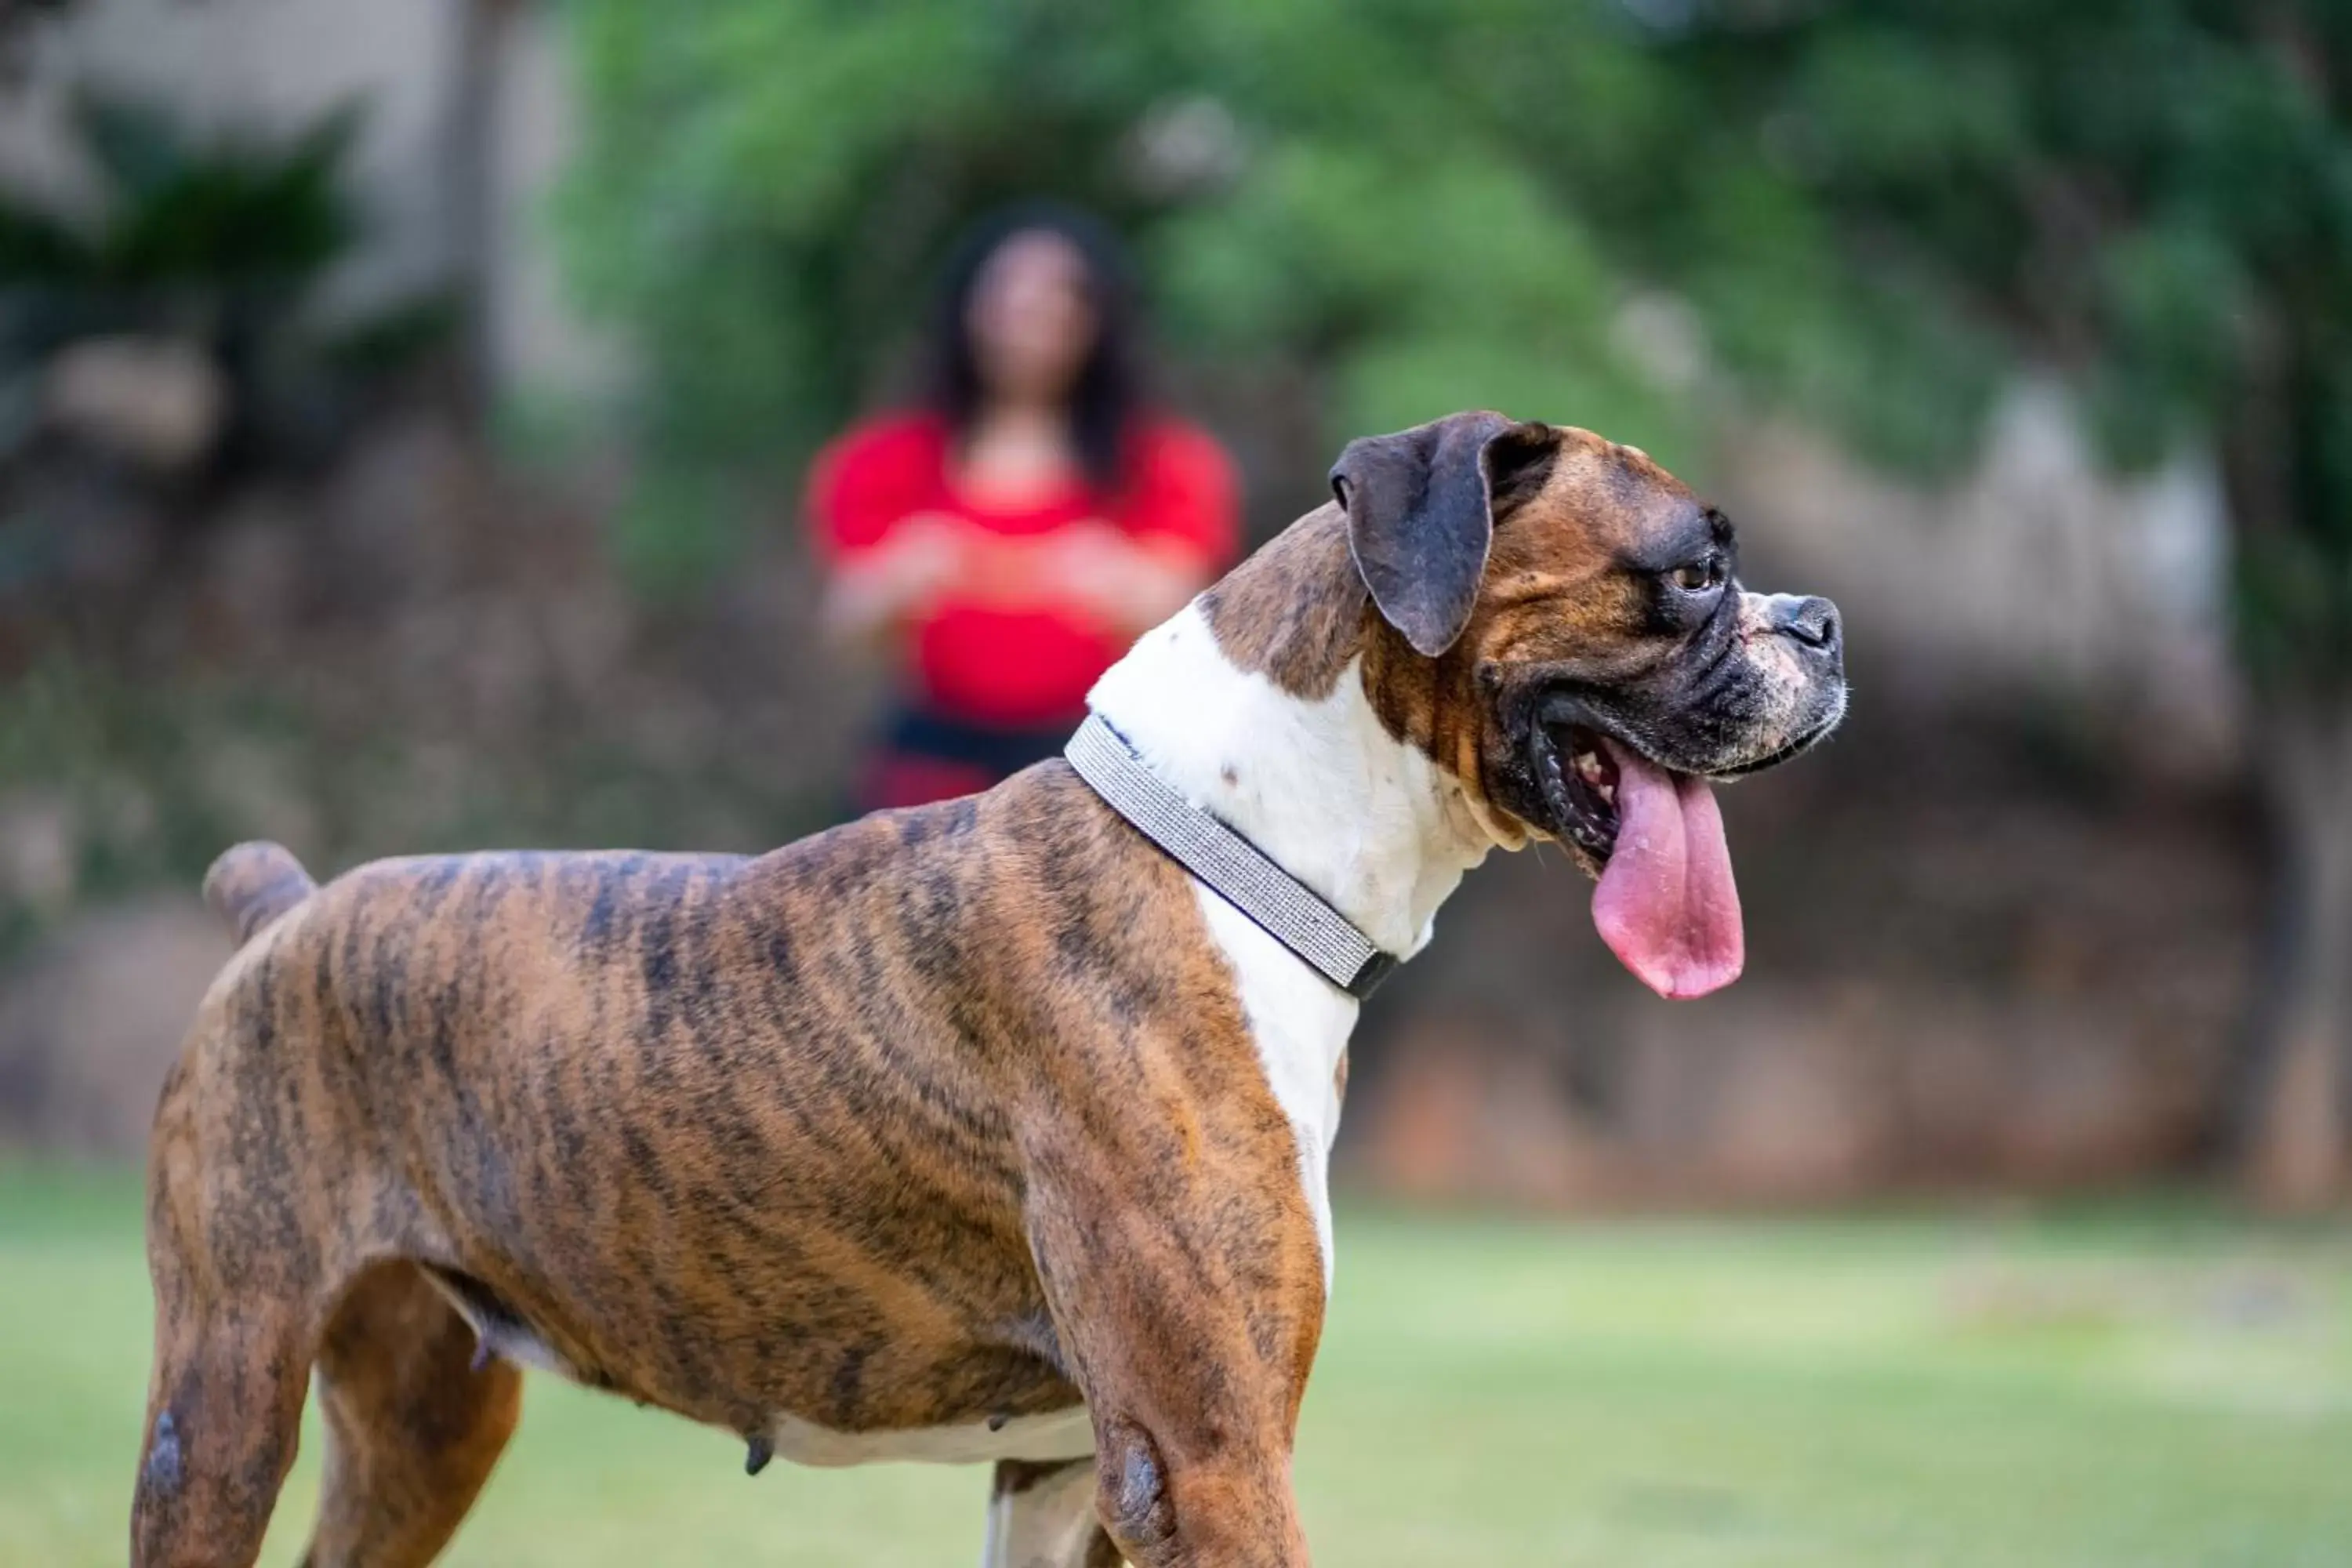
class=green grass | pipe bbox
[5,1167,2350,1566]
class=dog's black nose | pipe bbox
[1772,595,1840,653]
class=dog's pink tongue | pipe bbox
[1591,740,1744,999]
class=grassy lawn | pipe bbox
[5,1165,2350,1566]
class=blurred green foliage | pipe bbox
[0,95,359,293]
[0,662,236,964]
[1645,1,2352,694]
[554,0,1715,579]
[0,93,456,470]
[550,0,2245,521]
[560,0,2352,685]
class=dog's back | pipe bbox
[140,780,1193,1563]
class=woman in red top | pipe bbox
[808,206,1240,811]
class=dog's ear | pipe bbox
[1330,412,1560,658]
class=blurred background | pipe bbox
[2,2,2350,1564]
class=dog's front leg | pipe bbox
[1021,1124,1323,1566]
[984,1458,1120,1568]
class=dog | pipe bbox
[134,411,1844,1567]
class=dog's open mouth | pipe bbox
[1530,719,1744,1002]
[1535,723,1622,864]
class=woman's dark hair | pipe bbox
[924,202,1145,492]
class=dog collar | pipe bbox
[1064,713,1400,1000]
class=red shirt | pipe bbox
[808,412,1239,729]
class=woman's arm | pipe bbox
[808,419,964,655]
[1036,419,1239,639]
[818,513,969,651]
[1028,523,1218,641]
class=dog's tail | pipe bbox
[203,841,318,947]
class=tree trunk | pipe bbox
[2207,318,2352,1207]
[2232,697,2352,1209]
[441,0,521,418]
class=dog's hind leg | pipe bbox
[299,1262,524,1568]
[984,1459,1122,1568]
[132,1308,311,1568]
[132,1102,314,1568]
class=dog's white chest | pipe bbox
[1194,887,1356,1291]
[763,1406,1094,1468]
[1091,604,1477,1298]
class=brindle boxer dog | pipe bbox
[135,411,1845,1567]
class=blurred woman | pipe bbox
[808,205,1239,812]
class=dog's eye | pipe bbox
[1669,558,1724,593]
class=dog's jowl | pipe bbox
[136,412,1844,1568]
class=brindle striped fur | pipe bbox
[140,773,1322,1566]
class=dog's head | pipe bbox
[1332,410,1847,998]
